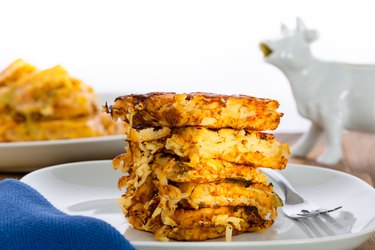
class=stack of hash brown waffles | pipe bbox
[106,92,290,241]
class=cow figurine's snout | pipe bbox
[261,17,375,165]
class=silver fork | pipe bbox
[260,168,342,219]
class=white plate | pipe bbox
[21,161,375,250]
[0,93,125,172]
[0,136,125,172]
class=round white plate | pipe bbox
[21,161,375,250]
[0,93,125,172]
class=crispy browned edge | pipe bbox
[103,92,283,131]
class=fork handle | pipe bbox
[260,168,304,205]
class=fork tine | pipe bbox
[261,168,343,219]
[294,211,356,238]
[325,206,343,213]
[297,206,343,217]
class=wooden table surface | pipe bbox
[1,132,374,249]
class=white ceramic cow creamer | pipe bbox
[260,18,375,165]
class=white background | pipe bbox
[1,0,375,132]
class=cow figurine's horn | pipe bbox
[296,17,306,31]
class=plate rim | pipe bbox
[20,160,375,247]
[0,135,124,148]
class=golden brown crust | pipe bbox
[112,126,289,173]
[0,113,122,142]
[108,92,282,131]
[119,176,278,241]
[122,123,171,143]
[113,150,269,184]
[0,59,123,142]
[151,153,269,183]
[174,181,278,211]
[153,220,275,241]
[0,65,98,119]
[0,59,37,87]
[128,206,276,241]
[110,92,289,241]
[166,127,290,169]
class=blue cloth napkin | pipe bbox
[0,179,136,250]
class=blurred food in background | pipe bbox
[0,59,121,142]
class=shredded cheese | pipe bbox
[225,225,233,242]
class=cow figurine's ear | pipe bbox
[305,29,319,43]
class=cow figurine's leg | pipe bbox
[292,123,322,158]
[317,114,343,165]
